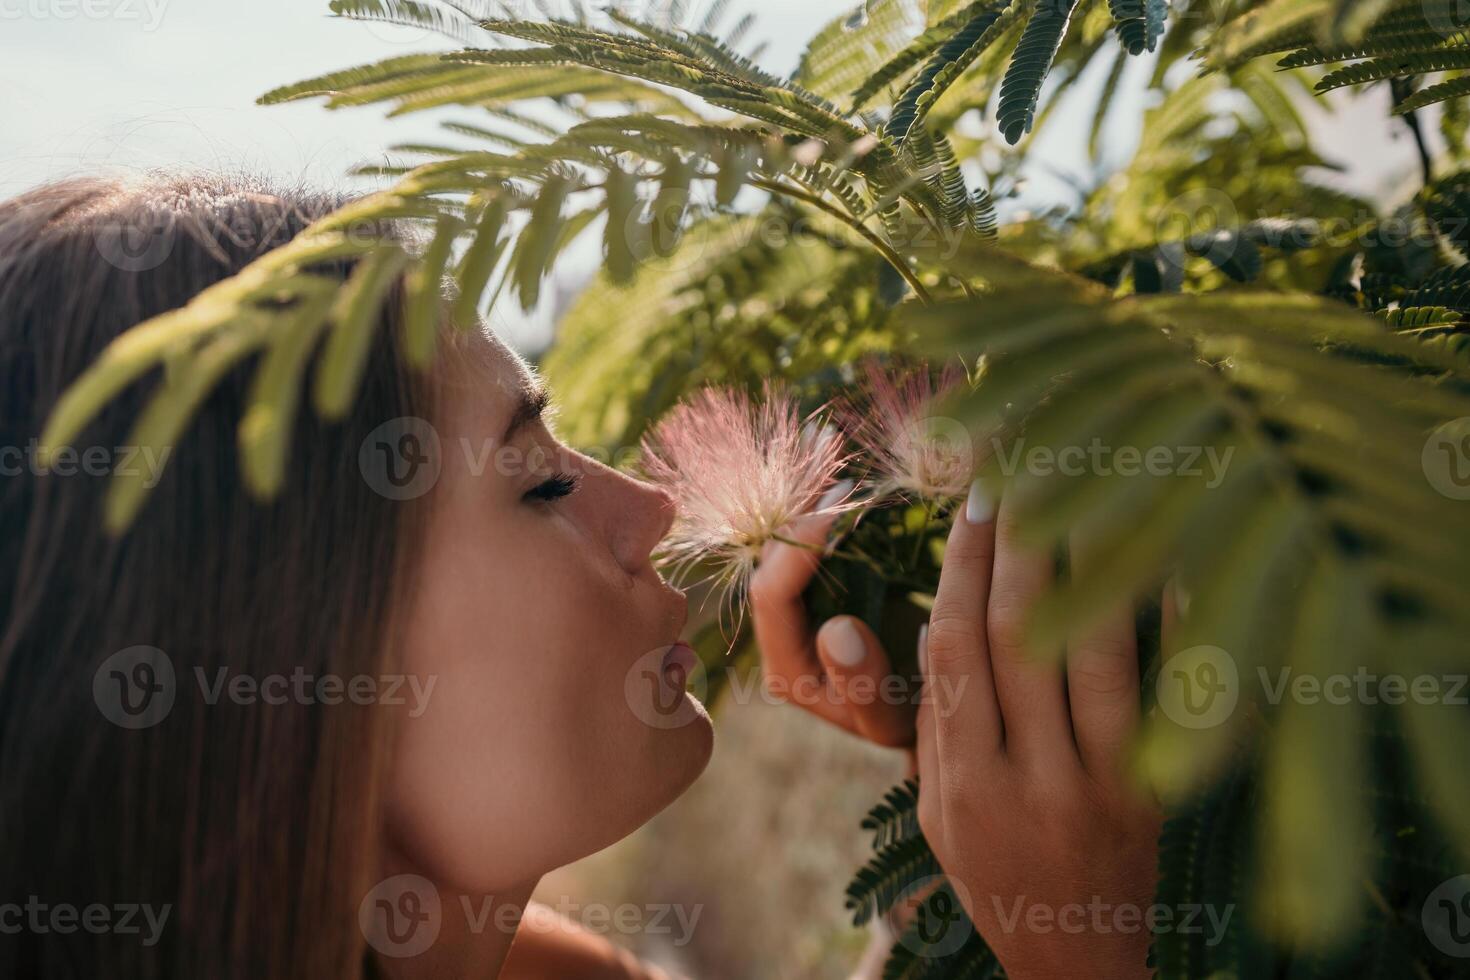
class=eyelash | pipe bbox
[524,472,581,503]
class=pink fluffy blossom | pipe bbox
[839,358,973,502]
[640,382,856,603]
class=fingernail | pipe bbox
[817,479,855,556]
[1173,576,1192,617]
[917,622,929,674]
[817,478,855,512]
[825,617,867,667]
[965,479,994,524]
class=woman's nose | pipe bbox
[620,478,676,572]
[591,462,676,577]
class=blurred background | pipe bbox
[0,2,1436,976]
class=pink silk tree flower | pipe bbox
[839,358,973,502]
[640,382,857,604]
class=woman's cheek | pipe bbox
[384,644,606,890]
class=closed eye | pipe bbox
[524,472,581,503]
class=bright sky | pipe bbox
[0,0,1424,346]
[0,0,839,197]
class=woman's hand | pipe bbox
[748,481,1161,979]
[748,486,917,749]
[914,483,1161,980]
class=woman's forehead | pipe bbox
[438,324,545,426]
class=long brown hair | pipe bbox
[0,173,434,978]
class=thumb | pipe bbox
[816,616,916,747]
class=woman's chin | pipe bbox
[641,697,714,815]
[662,695,715,786]
[612,642,716,822]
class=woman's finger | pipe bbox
[815,616,916,747]
[749,481,852,727]
[914,629,941,865]
[1065,525,1140,778]
[986,492,1075,769]
[914,622,941,811]
[925,481,1004,763]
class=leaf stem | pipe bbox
[749,177,934,305]
[767,532,893,578]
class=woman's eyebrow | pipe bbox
[502,382,551,444]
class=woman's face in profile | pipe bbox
[383,335,713,892]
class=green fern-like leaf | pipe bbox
[845,835,943,926]
[1110,0,1166,53]
[1150,769,1255,978]
[1277,30,1459,68]
[327,0,478,43]
[314,244,411,418]
[886,0,1016,141]
[1401,264,1470,311]
[996,0,1079,144]
[879,885,1002,980]
[510,172,574,309]
[1381,305,1460,330]
[1423,169,1470,257]
[851,0,1002,109]
[796,0,931,103]
[1395,72,1470,113]
[1315,49,1470,93]
[1205,0,1331,69]
[451,192,510,326]
[861,778,923,848]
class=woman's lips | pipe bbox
[661,641,698,690]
